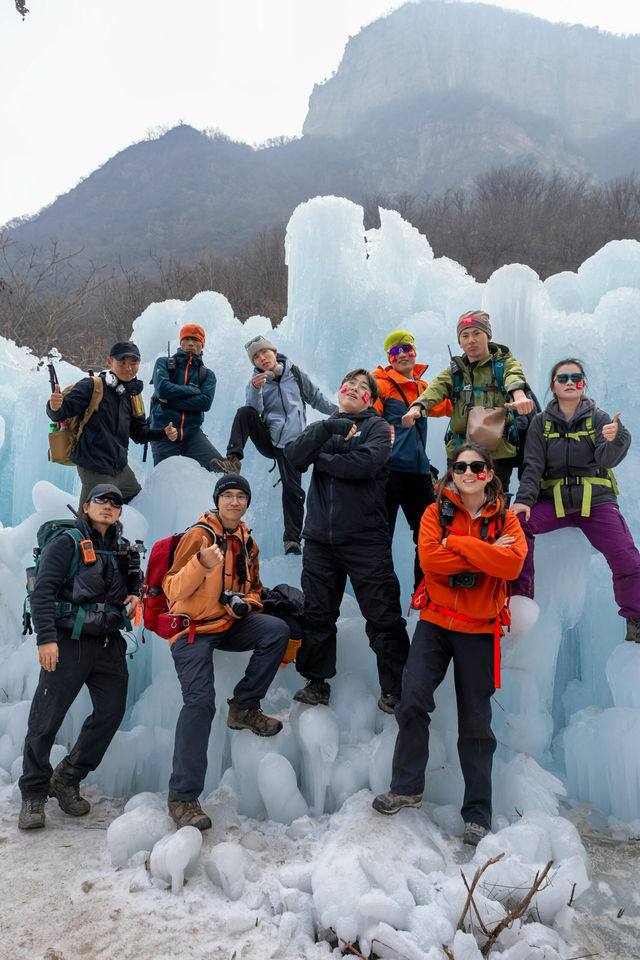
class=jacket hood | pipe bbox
[545,395,595,427]
[331,407,380,422]
[196,510,252,541]
[175,348,204,364]
[455,342,511,367]
[441,484,503,519]
[374,362,428,383]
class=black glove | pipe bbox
[324,417,356,438]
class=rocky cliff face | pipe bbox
[303,1,640,143]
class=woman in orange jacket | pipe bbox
[373,442,526,846]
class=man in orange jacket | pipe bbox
[163,473,289,830]
[373,330,451,589]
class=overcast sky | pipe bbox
[1,0,639,227]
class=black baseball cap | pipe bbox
[109,341,141,361]
[84,483,124,506]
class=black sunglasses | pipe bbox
[554,373,583,384]
[91,495,122,507]
[452,460,487,475]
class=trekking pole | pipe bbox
[67,503,80,518]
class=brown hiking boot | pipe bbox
[210,455,242,475]
[49,767,90,816]
[167,796,212,831]
[626,616,640,643]
[226,700,282,737]
[19,797,47,830]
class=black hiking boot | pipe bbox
[293,679,331,706]
[18,796,47,831]
[210,455,242,475]
[372,792,422,815]
[226,700,283,737]
[626,616,640,643]
[49,766,90,816]
[378,693,400,715]
[168,796,212,831]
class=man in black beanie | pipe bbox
[162,473,289,830]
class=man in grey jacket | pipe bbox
[212,336,337,555]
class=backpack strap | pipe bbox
[75,377,103,446]
[290,364,307,413]
[540,413,619,516]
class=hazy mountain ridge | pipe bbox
[4,1,639,270]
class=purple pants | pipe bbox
[512,500,640,618]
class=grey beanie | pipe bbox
[245,335,276,364]
[456,310,492,342]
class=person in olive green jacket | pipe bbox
[401,310,533,492]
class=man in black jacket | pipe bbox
[18,484,141,831]
[285,369,410,713]
[48,341,177,505]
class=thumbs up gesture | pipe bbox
[165,420,178,441]
[602,413,621,442]
[49,384,63,411]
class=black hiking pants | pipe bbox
[385,470,435,592]
[227,405,304,543]
[390,620,496,829]
[298,535,410,697]
[20,632,128,799]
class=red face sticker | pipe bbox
[339,384,349,394]
[361,391,370,404]
[476,469,487,480]
[575,380,584,391]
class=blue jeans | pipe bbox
[169,612,289,799]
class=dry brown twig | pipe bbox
[457,853,505,931]
[480,859,554,956]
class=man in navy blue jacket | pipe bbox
[285,369,410,714]
[150,324,222,470]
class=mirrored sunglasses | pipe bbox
[91,495,123,507]
[452,461,487,475]
[554,373,583,384]
[388,344,416,358]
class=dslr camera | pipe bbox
[448,571,477,589]
[220,590,250,618]
[126,540,147,594]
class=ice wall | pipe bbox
[1,197,640,825]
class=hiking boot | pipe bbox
[168,796,212,831]
[227,700,282,737]
[293,679,331,706]
[284,540,302,556]
[210,455,242,475]
[372,791,422,815]
[625,616,640,643]
[463,822,490,846]
[378,693,400,715]
[49,768,90,816]
[18,796,47,831]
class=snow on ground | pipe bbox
[1,778,639,960]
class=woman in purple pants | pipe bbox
[511,358,640,643]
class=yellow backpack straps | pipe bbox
[75,376,103,444]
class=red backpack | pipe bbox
[141,523,213,639]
